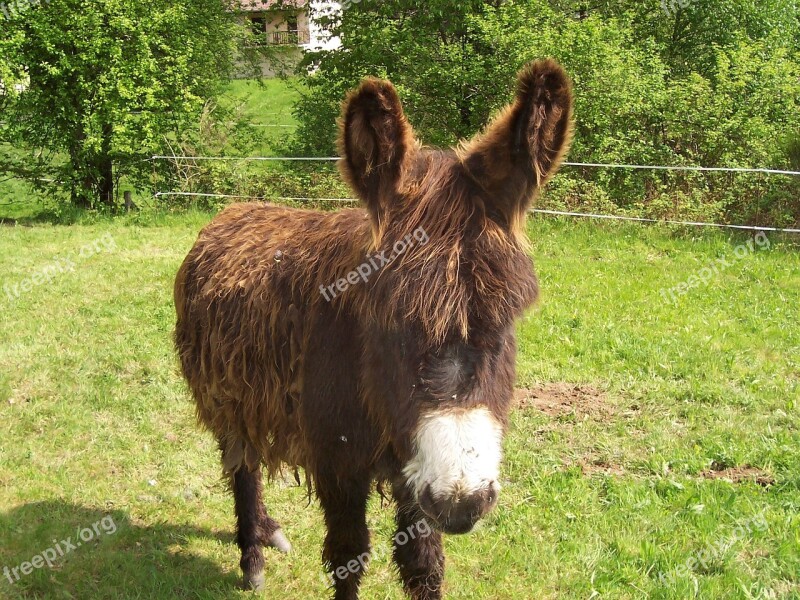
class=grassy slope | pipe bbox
[0,212,797,599]
[221,78,300,158]
[224,78,299,129]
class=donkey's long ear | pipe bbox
[461,59,573,233]
[338,78,415,222]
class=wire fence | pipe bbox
[3,155,797,232]
[150,155,800,233]
[148,155,800,177]
[153,192,800,234]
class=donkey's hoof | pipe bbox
[266,529,292,554]
[241,570,266,592]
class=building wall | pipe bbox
[306,0,342,51]
[247,9,310,42]
[237,1,342,78]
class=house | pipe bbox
[237,0,341,77]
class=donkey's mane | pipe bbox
[360,149,539,345]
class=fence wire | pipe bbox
[150,155,800,233]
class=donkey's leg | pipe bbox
[317,476,372,600]
[232,466,268,590]
[261,510,292,554]
[247,470,292,554]
[232,465,291,591]
[392,484,445,600]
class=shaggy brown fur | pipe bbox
[174,58,573,600]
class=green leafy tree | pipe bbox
[0,0,242,207]
[482,4,800,220]
[292,0,515,155]
[292,0,799,224]
[548,0,799,78]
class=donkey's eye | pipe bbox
[420,344,478,398]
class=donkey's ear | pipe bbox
[338,77,415,219]
[462,59,573,232]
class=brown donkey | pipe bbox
[174,59,572,599]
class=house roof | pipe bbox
[238,0,306,11]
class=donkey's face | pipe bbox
[339,60,573,534]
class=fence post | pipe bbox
[124,191,137,212]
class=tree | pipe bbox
[291,0,800,225]
[292,0,518,155]
[0,0,241,207]
[545,0,799,78]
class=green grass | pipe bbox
[224,78,299,130]
[221,78,300,156]
[0,212,798,599]
[0,179,37,221]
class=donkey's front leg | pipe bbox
[317,475,372,600]
[392,484,445,600]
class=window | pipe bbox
[250,17,266,37]
[286,14,299,44]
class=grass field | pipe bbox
[225,78,300,129]
[0,206,798,599]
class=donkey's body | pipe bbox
[175,60,573,599]
[175,205,374,478]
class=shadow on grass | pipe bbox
[0,203,94,227]
[0,501,243,599]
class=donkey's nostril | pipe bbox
[416,481,500,535]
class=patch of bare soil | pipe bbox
[700,463,775,487]
[515,383,613,422]
[578,457,625,477]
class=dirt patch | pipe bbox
[578,457,625,477]
[701,463,775,487]
[515,383,613,421]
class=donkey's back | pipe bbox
[174,202,371,475]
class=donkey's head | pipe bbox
[340,60,573,534]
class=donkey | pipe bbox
[174,59,572,599]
